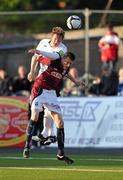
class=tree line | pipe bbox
[0,0,123,11]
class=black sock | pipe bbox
[24,120,37,149]
[57,128,64,156]
[31,110,44,146]
[38,110,44,134]
[31,121,39,147]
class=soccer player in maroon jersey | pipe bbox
[28,27,67,147]
[23,49,83,164]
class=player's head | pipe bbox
[61,52,75,70]
[50,27,65,47]
[52,27,65,39]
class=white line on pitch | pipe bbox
[1,157,123,162]
[1,167,123,172]
[0,157,56,160]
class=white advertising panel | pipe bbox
[52,96,123,148]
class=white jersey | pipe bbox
[100,34,120,45]
[36,39,67,74]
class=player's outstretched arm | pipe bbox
[28,49,60,60]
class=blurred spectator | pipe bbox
[88,75,101,96]
[58,1,66,9]
[98,24,120,71]
[117,66,123,96]
[89,64,118,96]
[61,67,83,96]
[0,68,13,96]
[13,65,32,96]
[100,64,118,96]
[81,73,95,94]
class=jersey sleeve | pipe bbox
[38,50,60,60]
[36,39,45,50]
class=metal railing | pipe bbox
[0,9,123,83]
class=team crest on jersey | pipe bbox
[51,71,62,79]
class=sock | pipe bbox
[24,120,37,149]
[48,126,55,137]
[31,121,39,147]
[57,128,64,156]
[41,127,49,138]
[38,111,44,134]
[42,109,53,138]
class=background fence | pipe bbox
[0,9,123,78]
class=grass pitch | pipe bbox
[0,149,123,180]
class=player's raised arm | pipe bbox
[28,49,60,60]
[27,54,39,82]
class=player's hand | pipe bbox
[28,49,41,55]
[77,80,87,88]
[27,72,35,82]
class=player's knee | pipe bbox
[58,120,64,128]
[31,110,39,121]
[31,116,38,122]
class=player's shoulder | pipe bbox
[60,42,67,48]
[59,42,67,52]
[38,39,50,44]
[36,39,50,49]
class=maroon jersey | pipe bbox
[31,60,68,101]
[38,56,52,65]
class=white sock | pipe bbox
[41,108,55,137]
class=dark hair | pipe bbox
[106,23,114,30]
[62,52,75,61]
[52,26,65,39]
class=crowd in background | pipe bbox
[0,65,32,97]
[0,24,123,98]
[0,64,122,98]
[88,24,122,97]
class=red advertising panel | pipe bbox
[0,96,29,147]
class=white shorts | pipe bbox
[31,89,61,114]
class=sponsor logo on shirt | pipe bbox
[51,71,62,79]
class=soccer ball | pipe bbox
[67,15,81,30]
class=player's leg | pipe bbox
[41,108,53,137]
[28,103,38,149]
[42,108,57,145]
[37,110,44,147]
[23,108,40,158]
[51,111,74,164]
[30,90,73,163]
[27,103,44,149]
[31,122,39,149]
[32,107,57,145]
[23,89,45,158]
[31,112,44,148]
[27,111,47,147]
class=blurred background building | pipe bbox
[0,0,123,78]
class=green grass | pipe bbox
[1,151,123,180]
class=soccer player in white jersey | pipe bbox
[27,27,67,146]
